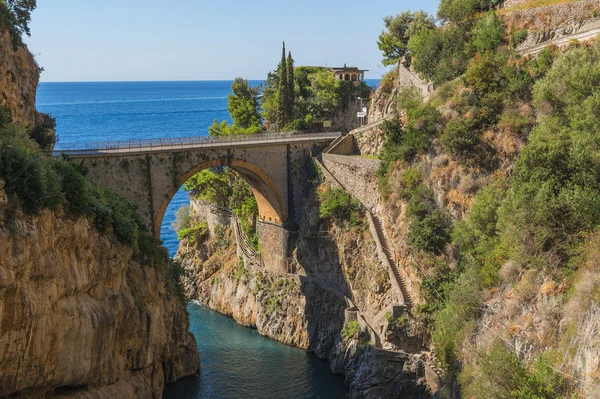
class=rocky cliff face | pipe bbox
[0,30,39,126]
[177,194,434,398]
[0,186,199,398]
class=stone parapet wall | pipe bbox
[503,0,600,54]
[321,153,381,211]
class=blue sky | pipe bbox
[27,0,439,82]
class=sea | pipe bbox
[37,79,379,399]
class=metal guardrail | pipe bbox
[53,131,342,156]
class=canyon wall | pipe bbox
[0,30,39,126]
[0,185,199,398]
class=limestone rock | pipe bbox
[0,200,199,398]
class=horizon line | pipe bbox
[39,77,382,84]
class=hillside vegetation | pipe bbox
[375,0,600,396]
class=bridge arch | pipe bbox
[154,158,287,238]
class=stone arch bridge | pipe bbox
[53,132,340,271]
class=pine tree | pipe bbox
[277,42,288,129]
[286,51,295,125]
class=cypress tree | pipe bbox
[277,42,288,129]
[286,51,295,125]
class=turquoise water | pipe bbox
[164,302,347,399]
[36,80,383,398]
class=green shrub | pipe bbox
[432,269,483,368]
[0,106,12,127]
[28,113,56,151]
[409,209,453,254]
[407,184,436,220]
[459,340,572,398]
[342,320,361,340]
[469,12,505,54]
[409,24,472,85]
[438,0,498,25]
[440,117,481,160]
[178,222,209,244]
[380,69,399,95]
[399,167,422,199]
[0,144,62,214]
[53,158,92,215]
[509,28,528,48]
[319,186,360,226]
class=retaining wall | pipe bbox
[321,153,381,211]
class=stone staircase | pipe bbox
[212,205,265,269]
[371,215,413,308]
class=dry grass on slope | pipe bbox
[499,0,581,14]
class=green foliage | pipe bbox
[277,42,291,128]
[377,10,435,66]
[409,210,453,254]
[469,12,506,55]
[409,24,472,85]
[28,113,56,151]
[208,78,262,136]
[377,95,442,187]
[437,0,498,25]
[319,186,360,227]
[342,320,361,340]
[533,42,600,120]
[440,117,481,160]
[0,0,36,48]
[0,106,12,127]
[184,169,232,207]
[171,205,191,233]
[379,69,398,95]
[432,269,483,368]
[0,141,62,214]
[0,123,164,262]
[262,62,372,131]
[459,341,572,398]
[227,78,262,132]
[178,222,209,243]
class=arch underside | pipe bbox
[154,158,286,238]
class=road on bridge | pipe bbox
[53,132,343,157]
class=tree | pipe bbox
[277,42,289,128]
[208,78,262,136]
[184,170,232,208]
[228,78,262,132]
[437,0,499,26]
[377,11,435,66]
[0,0,36,48]
[469,12,505,55]
[286,51,295,125]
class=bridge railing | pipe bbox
[53,131,342,155]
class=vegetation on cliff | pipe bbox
[0,107,169,266]
[0,0,36,48]
[375,1,600,396]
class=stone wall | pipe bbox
[326,134,355,155]
[503,0,600,54]
[75,140,331,237]
[397,61,433,100]
[321,153,381,211]
[502,0,529,8]
[257,221,290,274]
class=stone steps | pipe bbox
[372,215,413,308]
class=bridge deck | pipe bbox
[53,132,342,157]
